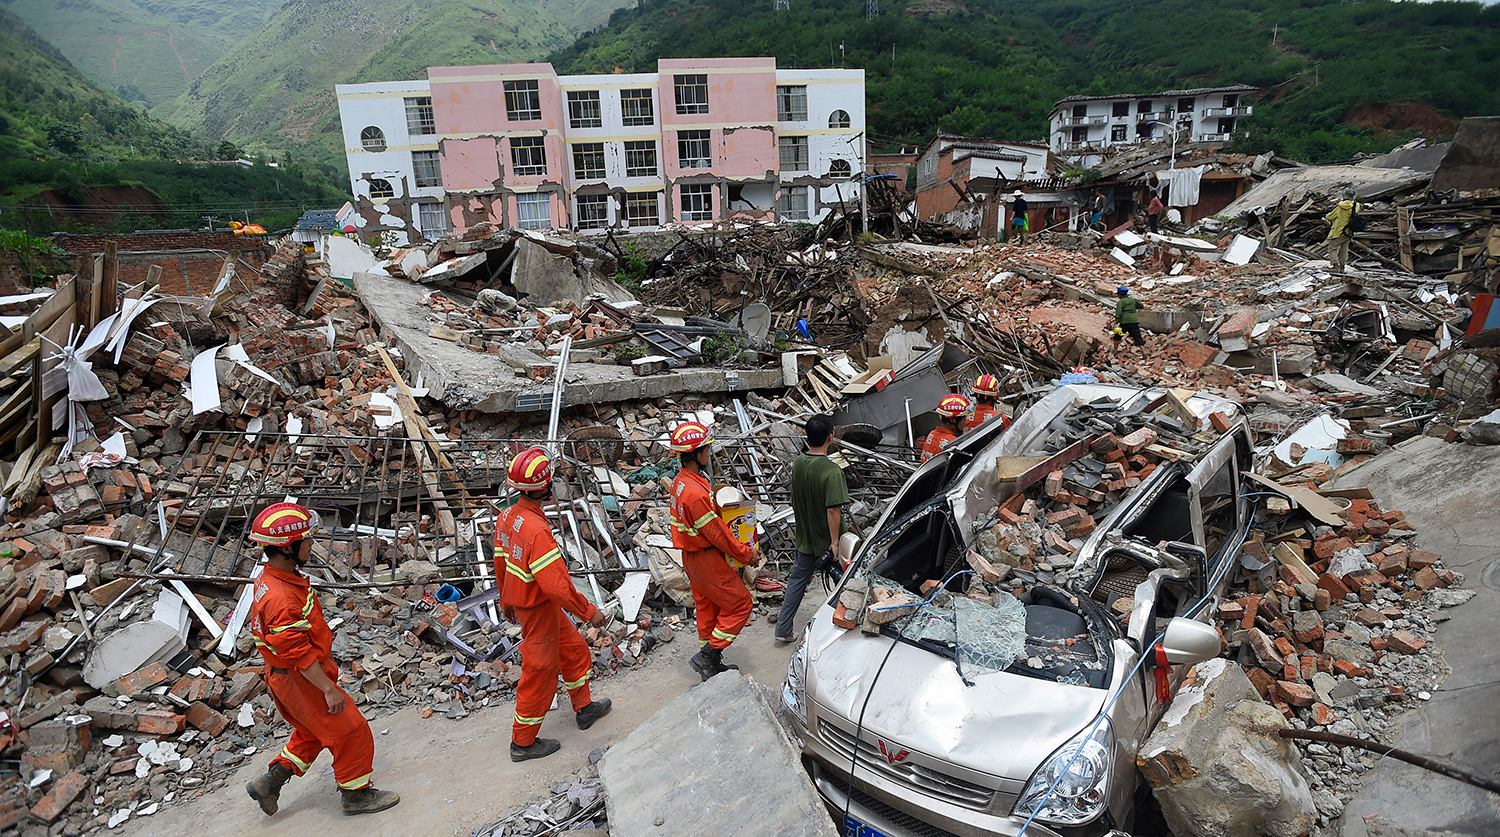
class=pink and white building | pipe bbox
[336,58,865,242]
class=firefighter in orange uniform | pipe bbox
[920,394,972,462]
[495,447,613,762]
[668,421,762,680]
[243,502,400,817]
[966,374,1012,432]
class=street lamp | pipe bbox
[1145,121,1179,170]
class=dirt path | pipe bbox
[117,596,821,837]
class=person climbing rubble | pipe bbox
[966,374,1011,432]
[668,421,763,680]
[920,394,971,462]
[494,447,614,762]
[1324,187,1360,273]
[1114,286,1146,347]
[243,502,401,817]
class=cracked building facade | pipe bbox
[336,59,865,243]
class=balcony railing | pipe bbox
[1061,141,1100,152]
[1197,132,1232,142]
[1135,112,1166,122]
[1202,105,1253,117]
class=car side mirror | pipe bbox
[1161,617,1221,666]
[838,532,860,563]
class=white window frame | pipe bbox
[412,150,442,188]
[626,192,660,227]
[779,136,808,172]
[576,194,610,230]
[511,136,547,176]
[568,91,602,129]
[778,188,809,220]
[621,89,654,126]
[674,74,708,115]
[572,142,606,180]
[516,192,550,230]
[504,80,542,121]
[828,109,851,129]
[368,177,394,199]
[680,184,713,222]
[776,85,807,122]
[678,130,711,169]
[405,97,435,136]
[828,159,851,178]
[360,126,386,152]
[624,141,657,177]
[416,202,448,240]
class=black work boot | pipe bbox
[340,785,401,815]
[576,698,612,730]
[691,646,739,681]
[245,763,293,815]
[709,645,739,675]
[510,737,562,762]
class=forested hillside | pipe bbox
[552,0,1500,162]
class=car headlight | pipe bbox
[782,634,808,724]
[1013,720,1114,826]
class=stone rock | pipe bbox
[1323,638,1376,666]
[1137,660,1317,837]
[1428,588,1476,608]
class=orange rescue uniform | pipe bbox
[920,425,960,462]
[669,467,755,650]
[494,496,599,746]
[965,403,1011,432]
[252,564,376,791]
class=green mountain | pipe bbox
[165,0,633,188]
[0,6,335,236]
[3,0,282,110]
[550,0,1500,163]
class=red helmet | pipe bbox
[249,502,320,547]
[669,421,713,454]
[507,447,553,492]
[973,374,1000,398]
[936,394,972,419]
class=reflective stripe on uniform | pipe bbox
[268,619,311,634]
[505,558,534,583]
[280,747,311,771]
[337,771,373,790]
[563,672,590,691]
[711,627,738,643]
[254,637,276,654]
[514,712,546,726]
[528,547,562,575]
[672,509,719,537]
[301,589,316,616]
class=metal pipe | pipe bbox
[1278,729,1500,796]
[547,335,571,456]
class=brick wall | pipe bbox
[51,231,277,296]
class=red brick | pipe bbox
[1246,667,1276,698]
[1274,636,1296,658]
[113,661,173,695]
[1363,518,1390,536]
[1275,680,1317,707]
[133,710,185,735]
[30,770,88,822]
[1407,550,1441,570]
[223,671,265,705]
[185,702,230,736]
[1386,630,1426,655]
[1117,428,1159,455]
[1378,552,1408,577]
[1311,703,1338,725]
[1411,567,1446,590]
[1317,573,1352,601]
[1332,659,1368,677]
[1174,341,1218,370]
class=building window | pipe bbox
[779,136,808,171]
[416,203,448,239]
[624,141,657,177]
[360,126,386,152]
[405,97,435,136]
[674,74,708,115]
[776,85,807,122]
[1071,127,1088,143]
[412,151,443,188]
[778,188,809,220]
[1137,100,1153,114]
[568,91,602,129]
[504,80,542,121]
[621,89,654,126]
[1110,125,1127,142]
[1218,118,1236,135]
[828,159,851,178]
[511,136,547,176]
[1112,102,1129,118]
[1071,104,1087,118]
[367,178,394,199]
[1177,97,1195,114]
[626,192,660,227]
[572,143,606,180]
[1136,121,1155,138]
[680,184,713,222]
[1223,94,1239,108]
[828,109,851,129]
[577,194,610,230]
[516,192,550,230]
[678,130,711,169]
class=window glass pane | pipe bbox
[516,193,550,230]
[368,177,393,199]
[405,97,435,135]
[626,192,659,227]
[828,159,851,178]
[361,126,386,152]
[412,151,443,188]
[778,136,808,171]
[674,74,708,115]
[828,109,850,128]
[624,141,657,177]
[680,184,713,222]
[621,89,654,126]
[776,85,807,122]
[778,188,808,220]
[572,143,606,180]
[504,80,542,121]
[677,130,711,169]
[417,203,448,239]
[577,195,609,230]
[511,137,547,176]
[568,91,602,129]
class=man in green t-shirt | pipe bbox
[1114,286,1145,347]
[775,414,850,643]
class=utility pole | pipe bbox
[866,0,878,21]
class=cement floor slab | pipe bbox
[1331,436,1500,837]
[354,271,785,413]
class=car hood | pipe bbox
[805,605,1108,782]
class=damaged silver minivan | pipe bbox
[783,384,1254,837]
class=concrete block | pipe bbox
[82,618,184,690]
[21,718,90,773]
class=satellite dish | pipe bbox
[732,302,772,344]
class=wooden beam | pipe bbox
[1397,207,1415,273]
[99,241,120,321]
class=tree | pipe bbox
[217,140,240,161]
[47,122,82,154]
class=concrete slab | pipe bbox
[354,271,784,412]
[1331,436,1500,837]
[599,672,838,837]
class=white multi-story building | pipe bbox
[1047,84,1255,155]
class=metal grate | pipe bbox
[845,785,963,837]
[819,719,995,811]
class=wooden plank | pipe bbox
[1397,207,1414,272]
[0,278,76,359]
[0,339,39,378]
[99,241,119,321]
[2,441,36,495]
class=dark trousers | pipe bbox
[1123,322,1145,346]
[775,550,821,639]
[1148,214,1160,233]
